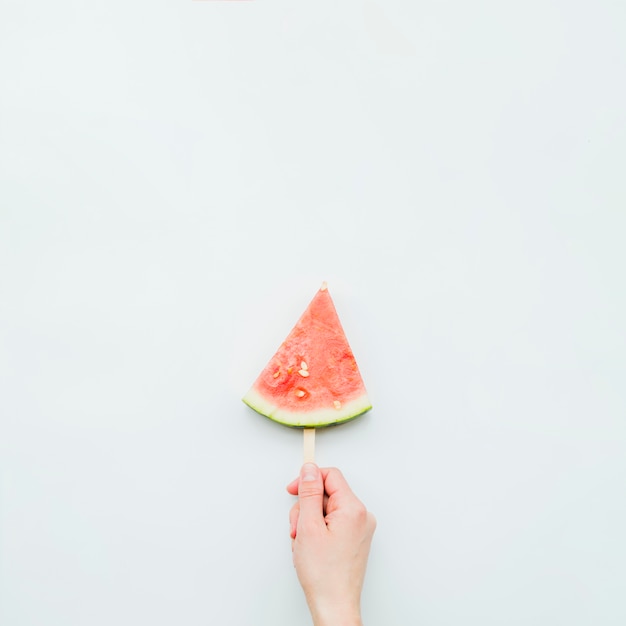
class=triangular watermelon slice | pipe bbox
[242,283,372,428]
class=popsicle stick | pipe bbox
[303,428,315,464]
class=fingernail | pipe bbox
[301,463,319,482]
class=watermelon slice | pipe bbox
[242,283,372,428]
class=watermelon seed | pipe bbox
[295,389,306,398]
[298,369,309,377]
[273,370,280,378]
[300,361,308,371]
[333,401,342,409]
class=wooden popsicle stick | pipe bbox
[303,428,315,464]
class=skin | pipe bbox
[286,464,376,626]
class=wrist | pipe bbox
[309,600,362,626]
[314,615,362,626]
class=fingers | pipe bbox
[322,469,373,532]
[321,467,354,499]
[286,467,342,539]
[297,463,325,530]
[286,467,350,506]
[286,476,299,495]
[285,467,334,495]
[289,498,335,538]
[289,502,299,539]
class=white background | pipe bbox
[1,1,625,624]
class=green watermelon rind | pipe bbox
[242,387,372,428]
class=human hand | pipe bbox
[286,464,376,626]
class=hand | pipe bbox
[286,464,376,626]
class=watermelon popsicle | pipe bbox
[242,282,372,462]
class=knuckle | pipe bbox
[346,501,368,523]
[327,467,343,479]
[355,503,368,521]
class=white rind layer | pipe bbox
[242,387,372,428]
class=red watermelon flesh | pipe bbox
[242,284,372,428]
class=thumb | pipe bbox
[297,463,324,526]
